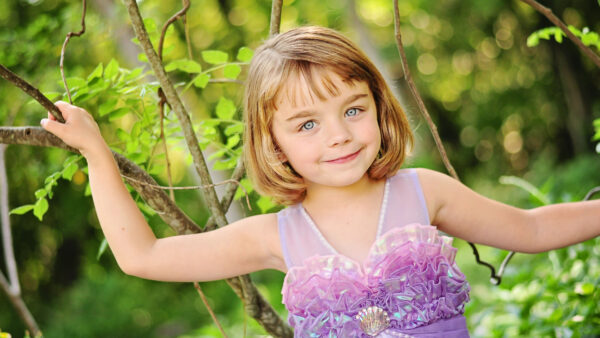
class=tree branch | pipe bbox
[520,0,600,68]
[0,145,41,335]
[269,0,283,37]
[0,127,201,235]
[60,0,87,103]
[392,0,507,284]
[0,65,64,123]
[392,1,458,180]
[123,1,291,335]
[158,0,190,61]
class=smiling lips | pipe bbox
[325,149,361,164]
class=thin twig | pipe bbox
[204,159,246,231]
[520,0,600,68]
[0,145,41,335]
[0,64,64,123]
[392,1,458,180]
[120,174,251,210]
[209,79,245,85]
[123,1,291,335]
[194,282,229,338]
[159,99,175,201]
[158,0,191,61]
[0,126,201,234]
[182,0,193,60]
[392,1,508,284]
[60,0,87,104]
[269,0,283,37]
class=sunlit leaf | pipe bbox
[165,59,202,73]
[202,50,228,64]
[226,134,240,148]
[224,123,243,136]
[87,63,103,81]
[34,189,47,199]
[33,197,49,221]
[224,64,242,79]
[257,195,277,213]
[193,74,211,88]
[10,204,35,215]
[215,97,236,120]
[213,157,237,170]
[105,59,120,80]
[96,238,108,260]
[62,162,79,180]
[108,107,130,121]
[236,46,254,62]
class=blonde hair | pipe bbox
[243,26,413,205]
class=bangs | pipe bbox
[266,62,359,114]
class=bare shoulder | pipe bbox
[231,212,287,273]
[413,168,460,225]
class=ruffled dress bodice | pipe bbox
[277,170,471,337]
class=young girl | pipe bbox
[41,26,599,337]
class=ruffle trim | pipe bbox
[282,224,470,335]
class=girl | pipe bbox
[41,26,599,337]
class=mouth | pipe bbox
[325,149,361,164]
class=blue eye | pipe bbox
[345,108,359,117]
[301,121,315,131]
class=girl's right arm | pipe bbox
[42,102,286,282]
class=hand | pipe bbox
[41,101,108,159]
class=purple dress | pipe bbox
[277,169,470,337]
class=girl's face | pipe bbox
[271,70,381,190]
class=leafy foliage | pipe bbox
[527,25,600,51]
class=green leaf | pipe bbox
[575,282,594,295]
[10,204,35,215]
[223,64,242,79]
[116,128,130,142]
[65,77,86,89]
[165,59,202,73]
[105,59,120,80]
[33,198,49,221]
[99,100,117,118]
[224,123,243,136]
[62,162,79,180]
[96,238,108,260]
[202,50,228,64]
[34,189,47,199]
[87,63,103,81]
[213,157,237,170]
[215,97,236,120]
[143,18,157,34]
[108,107,130,121]
[236,47,254,62]
[138,53,148,63]
[226,134,240,148]
[234,178,254,201]
[208,148,228,161]
[42,91,62,101]
[193,74,211,88]
[257,195,277,213]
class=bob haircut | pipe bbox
[244,26,413,205]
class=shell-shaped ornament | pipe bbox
[355,306,390,336]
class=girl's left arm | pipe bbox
[417,168,600,253]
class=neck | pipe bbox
[303,174,385,209]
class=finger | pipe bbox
[40,117,67,138]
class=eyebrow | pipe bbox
[285,93,369,122]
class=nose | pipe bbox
[326,120,352,147]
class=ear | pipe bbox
[275,147,288,162]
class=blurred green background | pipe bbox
[1,0,599,336]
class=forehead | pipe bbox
[274,67,363,110]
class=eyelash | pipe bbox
[297,107,364,132]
